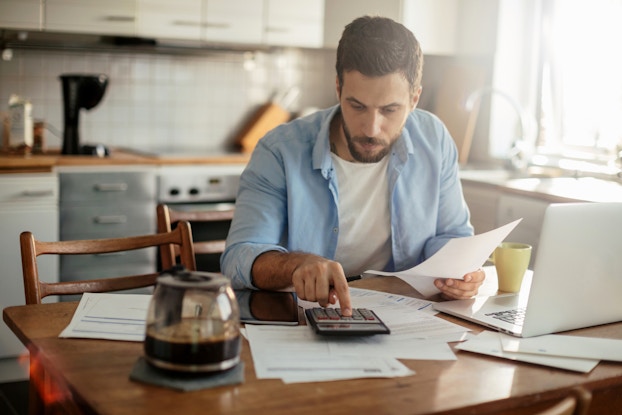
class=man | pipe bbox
[221,16,484,316]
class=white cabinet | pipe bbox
[264,0,325,48]
[323,0,497,56]
[402,0,459,56]
[203,0,263,45]
[0,0,42,30]
[461,182,500,234]
[45,0,136,36]
[496,194,549,267]
[0,173,59,359]
[137,0,202,41]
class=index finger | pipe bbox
[331,277,352,316]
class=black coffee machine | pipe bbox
[60,74,109,155]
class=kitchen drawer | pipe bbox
[60,203,156,238]
[60,249,156,278]
[60,171,156,204]
[0,173,58,205]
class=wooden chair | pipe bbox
[20,221,196,305]
[156,203,234,271]
[537,387,592,415]
[20,222,196,414]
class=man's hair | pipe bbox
[336,16,423,96]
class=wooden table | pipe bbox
[4,276,622,415]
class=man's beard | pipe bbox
[342,120,397,163]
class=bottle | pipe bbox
[8,94,33,152]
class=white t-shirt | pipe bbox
[331,154,392,276]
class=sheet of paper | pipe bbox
[366,219,522,297]
[245,325,415,382]
[298,287,438,315]
[501,334,622,362]
[59,292,150,341]
[456,331,599,373]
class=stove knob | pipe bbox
[169,188,180,196]
[189,188,199,196]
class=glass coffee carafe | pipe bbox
[144,267,240,373]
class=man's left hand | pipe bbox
[434,269,485,300]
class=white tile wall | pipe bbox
[0,47,337,152]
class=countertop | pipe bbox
[0,148,251,173]
[3,150,621,203]
[459,168,622,203]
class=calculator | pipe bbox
[305,307,391,336]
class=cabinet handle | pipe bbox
[93,215,127,224]
[93,183,128,192]
[20,190,55,197]
[203,22,232,29]
[173,20,202,27]
[103,15,135,22]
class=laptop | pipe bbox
[433,202,622,337]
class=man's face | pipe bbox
[336,70,421,163]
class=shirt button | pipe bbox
[333,227,338,233]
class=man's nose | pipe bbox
[361,112,382,137]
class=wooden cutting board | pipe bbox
[235,102,291,154]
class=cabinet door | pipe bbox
[461,182,499,234]
[402,0,458,56]
[264,0,325,48]
[496,194,548,267]
[137,0,202,41]
[0,0,41,30]
[0,174,59,358]
[46,0,136,36]
[323,0,402,48]
[202,0,263,45]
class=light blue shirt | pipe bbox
[221,105,473,289]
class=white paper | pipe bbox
[245,325,415,382]
[366,219,522,297]
[456,331,599,373]
[298,287,438,315]
[501,334,622,362]
[59,292,150,341]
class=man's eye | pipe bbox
[383,107,398,114]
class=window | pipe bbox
[537,0,622,166]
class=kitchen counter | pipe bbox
[459,169,622,203]
[0,148,251,173]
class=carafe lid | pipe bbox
[157,266,230,290]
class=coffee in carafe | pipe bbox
[144,268,241,372]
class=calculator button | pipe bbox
[313,308,328,320]
[325,308,340,320]
[358,309,377,321]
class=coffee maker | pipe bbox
[60,74,109,155]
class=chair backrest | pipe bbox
[156,203,234,271]
[537,387,592,415]
[20,221,196,305]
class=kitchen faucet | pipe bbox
[465,86,535,171]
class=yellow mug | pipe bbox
[489,242,532,293]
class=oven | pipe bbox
[156,164,245,272]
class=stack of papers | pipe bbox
[456,331,622,373]
[246,287,471,383]
[60,292,150,341]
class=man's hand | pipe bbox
[434,269,485,300]
[251,251,353,316]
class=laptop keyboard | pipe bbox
[485,308,526,326]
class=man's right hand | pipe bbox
[251,251,353,316]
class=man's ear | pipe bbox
[411,86,422,110]
[335,75,341,100]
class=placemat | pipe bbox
[129,357,244,392]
